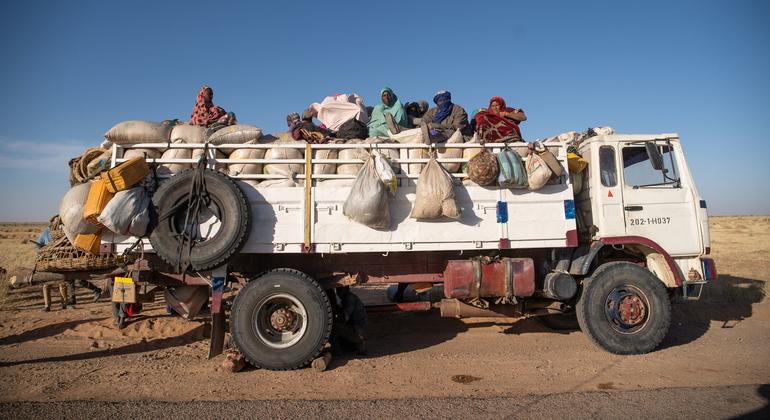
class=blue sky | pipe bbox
[0,0,768,221]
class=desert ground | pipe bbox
[0,217,768,419]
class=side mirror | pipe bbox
[645,142,664,170]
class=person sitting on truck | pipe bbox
[421,90,471,139]
[287,110,334,143]
[474,96,527,142]
[190,85,236,128]
[330,286,368,355]
[367,87,409,137]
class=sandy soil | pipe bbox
[0,217,767,408]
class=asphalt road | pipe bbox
[1,384,768,419]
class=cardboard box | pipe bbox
[112,277,136,303]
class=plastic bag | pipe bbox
[526,153,553,191]
[410,156,460,220]
[497,147,528,189]
[372,151,397,194]
[97,187,150,236]
[343,157,390,230]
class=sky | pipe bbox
[0,0,768,221]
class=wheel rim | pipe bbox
[253,293,308,349]
[604,284,650,334]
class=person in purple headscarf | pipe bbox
[420,90,471,139]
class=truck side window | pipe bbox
[599,146,617,187]
[622,144,680,188]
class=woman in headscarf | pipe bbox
[473,96,527,142]
[190,85,236,127]
[421,90,471,138]
[367,87,409,137]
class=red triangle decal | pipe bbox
[608,190,614,198]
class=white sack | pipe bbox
[207,124,262,145]
[123,148,161,160]
[336,140,368,176]
[157,140,191,175]
[59,182,99,244]
[171,123,206,144]
[104,120,173,145]
[526,153,553,191]
[313,148,338,175]
[228,141,266,176]
[259,179,298,188]
[410,156,460,220]
[343,157,390,230]
[97,187,150,236]
[263,141,305,178]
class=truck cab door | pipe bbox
[619,141,702,256]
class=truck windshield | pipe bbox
[622,144,680,188]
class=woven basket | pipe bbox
[35,235,123,273]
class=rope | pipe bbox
[161,143,211,274]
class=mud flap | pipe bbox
[208,265,227,359]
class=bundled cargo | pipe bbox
[104,157,150,193]
[104,120,175,145]
[410,156,460,220]
[466,147,498,186]
[497,147,528,189]
[526,152,553,191]
[343,156,390,230]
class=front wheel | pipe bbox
[230,269,332,370]
[576,262,671,355]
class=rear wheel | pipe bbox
[576,262,670,354]
[231,269,332,370]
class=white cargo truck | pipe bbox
[103,133,716,370]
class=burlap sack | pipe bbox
[313,148,338,175]
[263,141,305,178]
[228,141,266,176]
[410,157,460,220]
[466,148,498,186]
[337,140,368,176]
[343,157,390,230]
[104,120,173,145]
[207,124,262,145]
[123,148,161,160]
[157,140,191,175]
[171,123,206,144]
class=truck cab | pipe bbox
[574,134,714,297]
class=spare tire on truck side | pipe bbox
[231,269,333,370]
[149,168,250,272]
[576,261,671,355]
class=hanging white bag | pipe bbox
[343,156,390,230]
[410,156,461,220]
[372,150,397,194]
